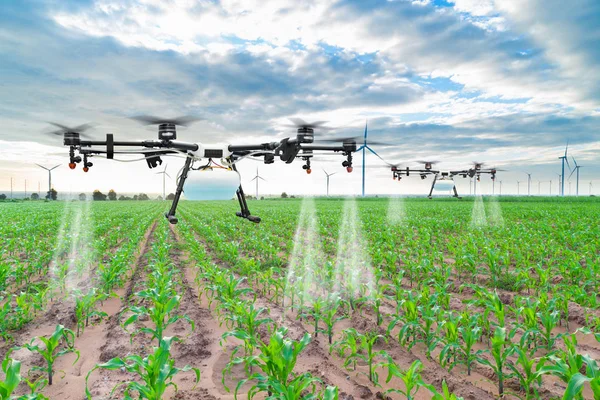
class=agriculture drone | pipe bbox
[388,161,501,198]
[48,117,357,224]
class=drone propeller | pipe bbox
[282,118,335,131]
[417,160,440,165]
[315,135,391,146]
[472,161,485,169]
[46,122,94,139]
[130,115,202,127]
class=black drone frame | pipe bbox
[61,127,357,224]
[390,163,498,198]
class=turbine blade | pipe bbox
[36,164,49,171]
[568,168,576,180]
[259,177,266,181]
[50,164,61,171]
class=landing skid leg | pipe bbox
[233,164,261,223]
[165,155,192,224]
[427,175,438,199]
[453,185,462,199]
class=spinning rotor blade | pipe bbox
[417,160,440,165]
[46,122,94,139]
[131,115,202,126]
[316,136,391,146]
[283,118,334,130]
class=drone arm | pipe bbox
[79,138,199,152]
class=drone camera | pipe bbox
[158,123,177,141]
[264,154,275,164]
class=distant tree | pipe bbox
[31,193,39,200]
[156,195,163,201]
[108,189,117,201]
[47,189,58,200]
[0,194,6,200]
[281,192,288,198]
[119,195,133,201]
[290,195,295,198]
[93,190,107,201]
[261,196,264,200]
[166,193,175,200]
[133,194,139,200]
[138,193,149,201]
[79,193,86,201]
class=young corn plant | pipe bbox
[430,380,464,400]
[439,320,483,376]
[383,359,434,400]
[85,337,199,400]
[123,288,194,343]
[320,295,347,345]
[536,334,585,399]
[17,325,79,386]
[506,348,545,400]
[225,327,336,399]
[73,288,111,337]
[332,328,388,385]
[563,354,600,400]
[0,349,49,400]
[478,327,514,396]
[1,350,21,399]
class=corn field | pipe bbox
[1,197,599,399]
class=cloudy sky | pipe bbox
[1,0,599,198]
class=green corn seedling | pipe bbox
[86,337,199,400]
[17,325,79,386]
[384,359,434,400]
[478,327,514,396]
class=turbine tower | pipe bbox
[568,157,582,196]
[356,121,386,197]
[251,167,265,199]
[36,164,60,200]
[517,180,521,195]
[523,172,532,196]
[558,142,571,196]
[156,164,171,200]
[323,169,337,197]
[590,181,593,195]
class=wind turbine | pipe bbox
[499,180,503,196]
[517,180,521,195]
[590,181,593,195]
[155,164,171,200]
[558,142,571,196]
[523,172,532,196]
[323,169,337,197]
[568,157,582,196]
[251,167,265,199]
[356,121,387,197]
[36,164,60,200]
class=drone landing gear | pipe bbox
[453,186,462,199]
[165,156,192,224]
[427,175,438,199]
[235,185,261,223]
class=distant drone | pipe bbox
[389,161,501,198]
[49,117,357,224]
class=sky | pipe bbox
[1,0,599,198]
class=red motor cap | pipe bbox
[69,163,76,170]
[346,166,353,173]
[83,167,89,172]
